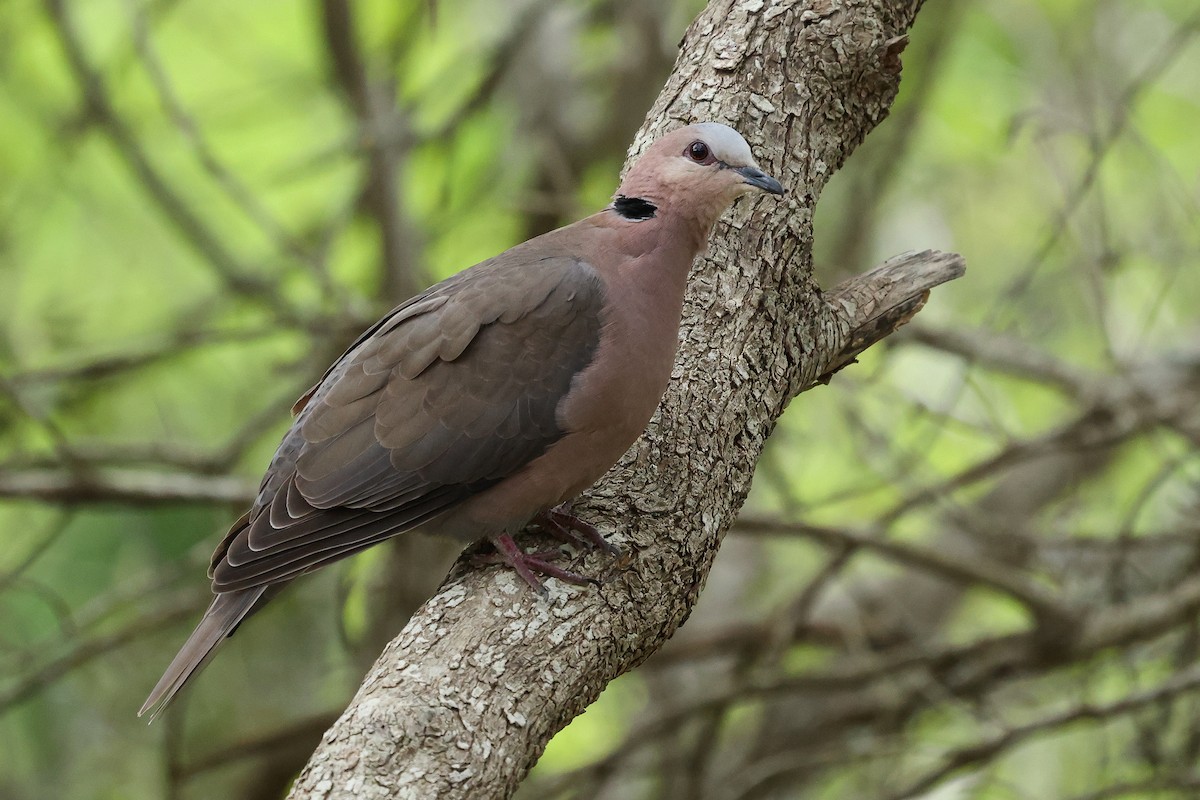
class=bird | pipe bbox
[139,121,784,719]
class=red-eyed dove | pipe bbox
[140,122,783,718]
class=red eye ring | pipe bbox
[686,141,714,163]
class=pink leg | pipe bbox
[533,503,622,557]
[482,533,598,597]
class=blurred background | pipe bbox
[2,0,1200,798]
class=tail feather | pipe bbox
[138,587,267,721]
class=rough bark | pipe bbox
[288,1,957,798]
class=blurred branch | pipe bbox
[42,0,293,315]
[877,361,1200,525]
[996,9,1200,310]
[5,323,312,390]
[3,376,302,478]
[320,0,422,301]
[127,0,339,298]
[420,1,548,143]
[825,0,965,273]
[1064,774,1200,800]
[901,323,1096,397]
[0,589,200,714]
[0,468,253,506]
[0,375,79,468]
[0,511,73,595]
[882,664,1200,800]
[734,515,1072,627]
[175,710,341,779]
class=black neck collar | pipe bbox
[612,195,657,221]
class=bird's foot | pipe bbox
[478,533,598,597]
[533,503,623,558]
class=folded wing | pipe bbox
[209,253,605,592]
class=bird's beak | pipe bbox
[735,164,785,195]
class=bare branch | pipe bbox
[820,250,966,383]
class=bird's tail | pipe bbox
[138,586,266,722]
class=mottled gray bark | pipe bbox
[288,1,958,798]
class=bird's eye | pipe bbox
[686,141,712,163]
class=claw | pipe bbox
[484,533,598,596]
[533,503,623,558]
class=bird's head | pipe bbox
[613,122,784,225]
